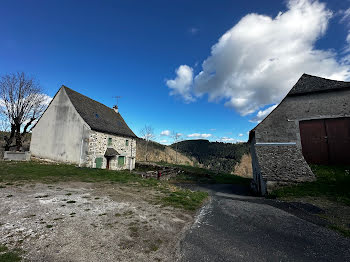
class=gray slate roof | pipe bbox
[104,148,120,157]
[288,74,350,96]
[63,86,137,138]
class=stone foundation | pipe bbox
[4,151,31,161]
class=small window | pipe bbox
[126,140,129,146]
[108,137,112,146]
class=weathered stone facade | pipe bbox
[31,86,137,170]
[86,131,136,170]
[250,74,350,195]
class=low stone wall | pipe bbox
[4,151,31,161]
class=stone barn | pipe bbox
[249,74,350,195]
[30,86,137,170]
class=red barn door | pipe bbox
[325,118,350,164]
[299,118,350,165]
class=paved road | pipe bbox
[178,184,350,262]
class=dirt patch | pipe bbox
[233,154,252,178]
[0,182,194,261]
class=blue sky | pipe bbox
[1,0,349,144]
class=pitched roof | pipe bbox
[63,86,137,138]
[287,74,350,96]
[104,147,120,157]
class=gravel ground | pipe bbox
[0,182,193,262]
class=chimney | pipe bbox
[113,105,119,113]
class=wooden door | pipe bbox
[325,118,350,164]
[106,158,110,170]
[299,118,350,165]
[95,157,103,169]
[299,119,329,164]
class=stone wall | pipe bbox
[86,130,136,170]
[252,89,350,194]
[255,89,350,144]
[30,88,90,164]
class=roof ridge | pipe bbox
[300,73,350,83]
[61,85,137,138]
[61,85,117,114]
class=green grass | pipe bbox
[328,224,350,238]
[0,161,208,211]
[158,163,251,185]
[160,190,209,211]
[0,161,158,187]
[0,245,22,262]
[270,165,350,205]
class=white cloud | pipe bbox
[217,137,236,143]
[238,133,244,137]
[166,65,194,102]
[189,27,199,34]
[159,139,168,143]
[167,0,350,117]
[250,104,278,123]
[187,133,212,138]
[160,130,171,136]
[340,8,350,59]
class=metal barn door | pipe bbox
[299,118,350,165]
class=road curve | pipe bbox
[178,184,350,262]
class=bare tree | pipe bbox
[0,72,48,151]
[172,131,182,164]
[0,115,9,132]
[140,125,155,161]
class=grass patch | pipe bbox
[160,189,208,211]
[0,161,158,187]
[0,161,210,211]
[328,224,350,237]
[0,244,22,262]
[0,245,8,252]
[270,165,350,205]
[165,163,251,185]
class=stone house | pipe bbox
[249,74,350,195]
[30,86,137,170]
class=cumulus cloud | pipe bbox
[166,65,194,102]
[249,104,278,123]
[238,133,244,137]
[340,8,350,61]
[167,0,350,119]
[159,139,168,144]
[217,137,236,143]
[187,133,212,138]
[160,130,171,136]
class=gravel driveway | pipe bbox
[178,184,350,262]
[0,182,193,261]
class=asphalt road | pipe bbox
[178,184,350,262]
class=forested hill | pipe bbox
[171,139,249,173]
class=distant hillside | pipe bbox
[171,139,250,174]
[136,138,198,166]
